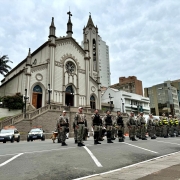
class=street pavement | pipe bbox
[1,136,180,180]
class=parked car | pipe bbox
[0,127,20,143]
[27,128,45,142]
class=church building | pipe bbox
[0,12,102,109]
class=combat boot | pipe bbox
[80,142,85,146]
[94,140,98,145]
[78,143,82,147]
[62,142,67,146]
[119,139,123,142]
[142,138,147,140]
[58,139,61,143]
[75,140,77,144]
[132,137,137,141]
[97,141,101,144]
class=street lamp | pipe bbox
[109,93,113,111]
[24,89,29,118]
[48,84,52,104]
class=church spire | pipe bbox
[86,12,95,28]
[49,17,56,38]
[26,48,31,66]
[67,11,73,37]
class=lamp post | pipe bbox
[48,84,52,104]
[109,93,113,111]
[24,89,29,118]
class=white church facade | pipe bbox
[0,12,102,109]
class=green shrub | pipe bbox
[2,93,24,110]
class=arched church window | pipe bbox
[66,85,74,94]
[92,39,97,71]
[66,61,75,74]
[90,95,96,109]
[33,85,42,93]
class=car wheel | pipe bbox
[11,137,14,143]
[17,137,20,143]
[3,141,6,143]
[41,136,45,141]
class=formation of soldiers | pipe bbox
[56,107,180,147]
[127,112,180,141]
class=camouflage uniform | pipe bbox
[127,114,137,141]
[116,114,124,142]
[138,115,147,140]
[74,112,86,146]
[174,117,179,136]
[161,116,169,138]
[98,117,104,141]
[57,115,69,146]
[169,116,175,137]
[103,114,113,143]
[92,113,101,145]
[147,117,156,139]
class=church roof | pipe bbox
[86,15,95,28]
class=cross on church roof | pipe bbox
[67,11,72,19]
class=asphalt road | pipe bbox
[1,136,180,180]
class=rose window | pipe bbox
[66,62,75,73]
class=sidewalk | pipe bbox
[81,151,180,180]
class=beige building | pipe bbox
[110,76,143,96]
[0,13,102,110]
[144,81,180,116]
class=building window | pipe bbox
[66,61,75,74]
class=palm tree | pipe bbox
[0,55,13,76]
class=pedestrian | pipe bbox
[127,111,137,141]
[74,107,86,147]
[91,109,101,145]
[138,112,147,140]
[57,110,69,146]
[103,110,113,143]
[116,111,124,142]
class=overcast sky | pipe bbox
[0,0,180,89]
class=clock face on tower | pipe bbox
[85,30,89,35]
[66,61,75,73]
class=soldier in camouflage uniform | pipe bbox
[116,111,124,142]
[138,112,147,140]
[127,111,137,141]
[168,114,175,137]
[136,114,141,139]
[147,114,156,139]
[57,110,69,146]
[111,115,117,140]
[74,107,86,147]
[92,109,101,145]
[161,113,169,138]
[103,110,113,143]
[173,115,179,137]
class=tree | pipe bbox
[0,55,13,76]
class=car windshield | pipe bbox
[30,129,42,133]
[0,129,14,134]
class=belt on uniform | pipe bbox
[77,122,84,124]
[60,124,67,126]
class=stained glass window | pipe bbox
[33,85,42,93]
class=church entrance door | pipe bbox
[32,85,42,109]
[90,95,96,109]
[65,85,74,106]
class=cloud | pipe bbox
[0,0,180,89]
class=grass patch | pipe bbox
[0,117,10,121]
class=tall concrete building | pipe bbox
[110,76,143,96]
[144,81,180,116]
[98,36,111,87]
[82,36,111,88]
